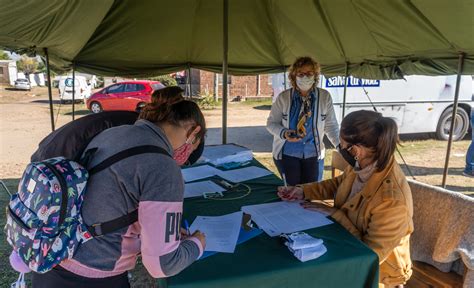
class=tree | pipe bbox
[0,50,10,60]
[17,55,38,77]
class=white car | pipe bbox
[14,78,31,91]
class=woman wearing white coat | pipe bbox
[267,56,339,185]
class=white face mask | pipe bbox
[296,76,315,92]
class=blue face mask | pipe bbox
[338,144,357,167]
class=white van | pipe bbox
[272,74,473,141]
[57,76,92,103]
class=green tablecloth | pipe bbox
[166,160,379,288]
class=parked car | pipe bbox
[14,78,31,91]
[86,80,165,113]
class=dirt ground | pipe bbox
[1,86,473,194]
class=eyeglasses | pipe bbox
[296,72,315,77]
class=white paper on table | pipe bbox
[241,202,333,237]
[189,211,243,253]
[181,165,221,183]
[184,180,226,198]
[217,166,273,183]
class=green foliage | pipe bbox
[149,74,178,87]
[0,50,10,60]
[196,91,217,110]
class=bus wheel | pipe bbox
[436,107,469,141]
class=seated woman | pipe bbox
[31,100,207,287]
[278,110,413,288]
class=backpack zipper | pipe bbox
[43,162,68,229]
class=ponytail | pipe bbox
[139,86,184,121]
[375,117,399,170]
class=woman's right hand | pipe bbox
[283,130,301,142]
[192,230,206,249]
[277,186,304,201]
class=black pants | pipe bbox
[32,265,130,288]
[274,155,323,186]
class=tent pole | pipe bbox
[222,0,229,144]
[283,69,287,90]
[72,62,75,121]
[188,66,193,99]
[43,48,55,131]
[342,62,349,118]
[442,52,465,188]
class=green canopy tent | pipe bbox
[1,0,473,186]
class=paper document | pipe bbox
[218,166,273,183]
[184,180,225,198]
[190,211,243,253]
[199,144,253,165]
[241,202,333,237]
[181,165,220,182]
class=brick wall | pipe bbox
[199,70,273,99]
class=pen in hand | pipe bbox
[282,173,288,191]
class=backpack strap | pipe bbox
[87,209,138,237]
[85,145,171,237]
[88,145,170,175]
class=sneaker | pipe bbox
[463,170,474,178]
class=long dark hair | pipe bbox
[340,110,399,171]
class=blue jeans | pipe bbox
[274,155,324,186]
[465,111,474,173]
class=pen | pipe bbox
[184,219,191,236]
[282,173,288,190]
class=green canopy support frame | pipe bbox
[222,0,229,144]
[342,62,349,118]
[283,68,287,90]
[442,52,466,188]
[187,64,192,99]
[72,62,76,121]
[43,47,55,132]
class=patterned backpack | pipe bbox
[5,146,169,275]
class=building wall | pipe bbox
[0,61,13,85]
[199,70,273,99]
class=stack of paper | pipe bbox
[181,165,221,182]
[184,180,225,198]
[189,211,243,253]
[241,201,333,237]
[198,144,253,166]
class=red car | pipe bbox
[86,80,164,113]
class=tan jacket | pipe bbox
[301,157,413,287]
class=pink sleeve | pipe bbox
[139,201,203,278]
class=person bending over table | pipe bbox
[277,110,413,288]
[30,100,207,287]
[266,56,339,185]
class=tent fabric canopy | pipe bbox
[0,0,473,79]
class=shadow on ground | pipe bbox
[253,105,271,110]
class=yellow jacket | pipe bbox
[301,157,413,287]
